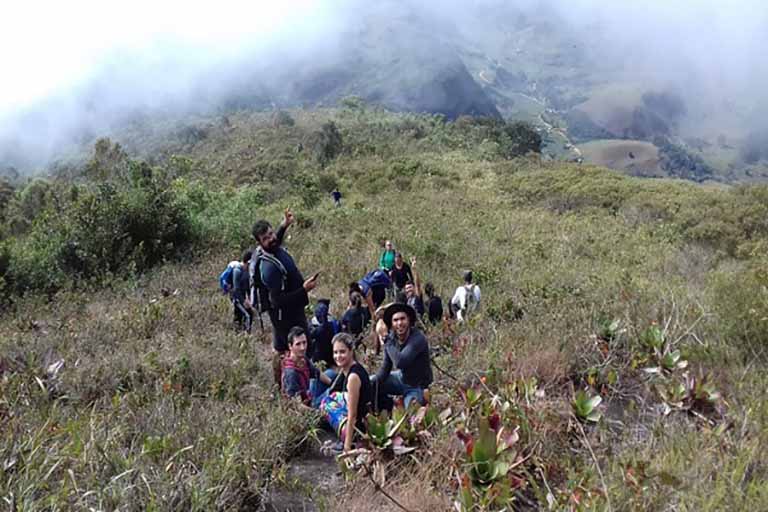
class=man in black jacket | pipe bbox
[371,303,433,408]
[252,209,319,354]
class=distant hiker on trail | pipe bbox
[389,252,413,296]
[404,257,425,317]
[320,333,373,454]
[282,327,334,407]
[424,282,444,325]
[371,303,433,409]
[232,250,253,333]
[310,300,339,370]
[342,292,367,338]
[331,187,342,207]
[252,209,319,384]
[450,271,481,323]
[379,240,396,272]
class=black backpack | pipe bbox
[249,248,287,314]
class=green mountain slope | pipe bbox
[2,107,768,510]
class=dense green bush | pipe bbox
[2,159,195,298]
[308,121,343,167]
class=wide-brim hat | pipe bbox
[383,302,417,328]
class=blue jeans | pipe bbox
[310,369,338,409]
[378,370,426,408]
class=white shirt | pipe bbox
[451,284,481,321]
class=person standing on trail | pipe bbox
[232,250,253,333]
[371,303,433,408]
[379,240,396,272]
[450,271,481,322]
[424,282,443,325]
[252,209,319,355]
[331,187,342,207]
[389,252,413,296]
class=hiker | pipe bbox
[389,252,414,296]
[379,240,396,272]
[331,187,342,207]
[310,300,339,369]
[404,257,425,317]
[319,333,373,454]
[342,292,367,338]
[371,303,433,408]
[424,282,444,325]
[372,304,389,354]
[358,268,391,312]
[348,282,373,327]
[232,250,253,333]
[219,259,241,297]
[282,327,334,407]
[450,271,482,322]
[252,209,319,384]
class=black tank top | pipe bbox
[332,362,373,431]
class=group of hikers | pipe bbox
[220,209,482,454]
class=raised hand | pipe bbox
[283,208,295,226]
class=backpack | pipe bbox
[428,295,443,323]
[359,269,392,296]
[463,285,478,314]
[249,248,288,314]
[219,261,240,294]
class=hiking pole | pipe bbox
[430,356,459,382]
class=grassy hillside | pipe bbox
[2,107,768,510]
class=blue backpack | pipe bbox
[359,269,391,295]
[219,261,240,294]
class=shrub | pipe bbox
[2,160,195,298]
[308,121,343,168]
[5,178,53,235]
[711,256,768,360]
[271,110,295,128]
[499,121,542,158]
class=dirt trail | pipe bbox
[265,430,341,511]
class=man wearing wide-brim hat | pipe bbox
[370,302,433,408]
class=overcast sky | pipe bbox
[2,0,767,169]
[0,0,343,118]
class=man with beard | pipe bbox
[252,209,319,360]
[371,303,433,409]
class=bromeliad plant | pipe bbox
[656,370,723,418]
[364,409,413,455]
[572,390,603,423]
[364,404,442,456]
[639,324,689,376]
[455,415,522,511]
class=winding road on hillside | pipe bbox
[477,69,581,160]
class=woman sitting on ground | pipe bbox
[320,333,373,453]
[282,326,333,408]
